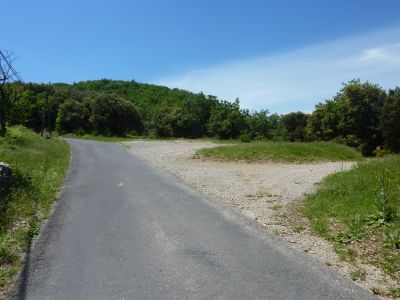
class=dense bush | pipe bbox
[306,80,391,155]
[380,88,400,152]
[338,80,385,155]
[144,106,181,137]
[2,79,400,155]
[89,94,142,136]
[246,110,270,139]
[56,94,142,136]
[306,100,341,141]
[207,99,247,139]
[56,99,91,134]
[281,111,309,141]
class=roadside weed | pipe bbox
[0,126,70,296]
[301,155,400,296]
[197,141,362,163]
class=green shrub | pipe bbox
[301,155,400,280]
[240,133,252,143]
[0,237,18,265]
[197,141,361,162]
[0,126,70,295]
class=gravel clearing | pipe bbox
[123,139,395,298]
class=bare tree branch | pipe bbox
[0,50,24,135]
[0,50,24,83]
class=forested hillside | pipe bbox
[3,79,400,155]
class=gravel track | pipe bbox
[123,140,352,225]
[14,139,378,299]
[123,140,395,298]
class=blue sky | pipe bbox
[3,0,400,113]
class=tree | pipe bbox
[306,99,341,141]
[337,80,386,155]
[89,94,142,136]
[380,88,400,152]
[267,113,282,139]
[281,111,309,141]
[144,106,182,137]
[56,98,91,134]
[207,99,246,139]
[0,51,23,136]
[247,110,270,139]
[177,94,215,138]
[5,83,59,132]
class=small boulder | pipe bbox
[0,162,12,192]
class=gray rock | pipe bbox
[0,162,12,192]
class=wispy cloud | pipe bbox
[156,26,400,114]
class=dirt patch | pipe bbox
[123,140,394,298]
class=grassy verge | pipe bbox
[196,141,362,163]
[62,134,244,144]
[301,155,400,297]
[62,133,141,143]
[197,137,241,144]
[0,126,70,297]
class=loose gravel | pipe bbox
[123,140,395,298]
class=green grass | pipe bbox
[197,137,241,144]
[196,141,362,163]
[0,126,70,297]
[301,155,400,295]
[62,133,246,144]
[62,133,141,142]
[63,133,246,145]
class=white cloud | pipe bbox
[156,26,400,114]
[359,43,400,63]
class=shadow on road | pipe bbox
[12,238,32,300]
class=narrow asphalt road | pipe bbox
[13,139,376,300]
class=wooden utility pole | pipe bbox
[47,93,52,137]
[40,98,45,137]
[40,92,52,138]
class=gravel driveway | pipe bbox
[123,140,391,297]
[123,140,352,226]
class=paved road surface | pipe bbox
[13,139,377,299]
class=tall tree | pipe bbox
[306,99,341,141]
[380,87,400,152]
[88,94,142,136]
[56,98,91,134]
[337,80,386,155]
[0,51,23,136]
[281,111,309,141]
[207,99,246,139]
[247,110,270,139]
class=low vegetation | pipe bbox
[1,71,399,297]
[3,79,400,156]
[196,141,362,162]
[301,155,400,296]
[62,133,140,143]
[0,126,70,297]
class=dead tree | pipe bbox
[0,50,24,136]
